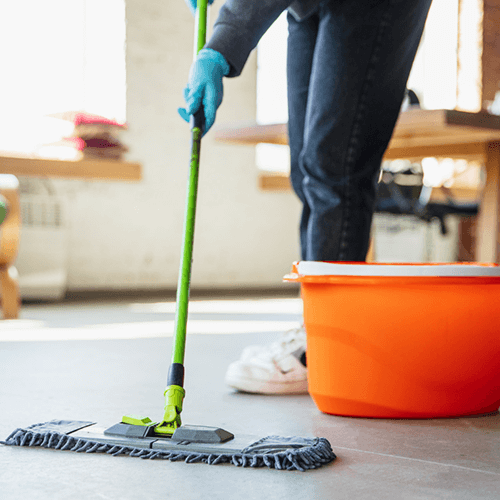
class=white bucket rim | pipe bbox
[296,261,500,277]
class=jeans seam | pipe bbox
[338,1,395,260]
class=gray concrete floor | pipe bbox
[0,293,499,499]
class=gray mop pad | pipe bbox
[2,420,336,471]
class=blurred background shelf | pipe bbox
[215,109,500,263]
[0,155,141,181]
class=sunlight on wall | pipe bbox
[256,12,288,125]
[0,0,126,157]
[456,0,483,111]
[255,12,289,173]
[407,0,459,110]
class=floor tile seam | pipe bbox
[332,445,500,476]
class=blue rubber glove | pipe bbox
[178,48,230,135]
[184,0,215,16]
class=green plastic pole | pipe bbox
[171,129,201,366]
[193,0,208,57]
[154,0,209,436]
[172,0,208,367]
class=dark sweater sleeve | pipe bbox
[205,0,294,77]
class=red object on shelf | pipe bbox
[49,110,127,129]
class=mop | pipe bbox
[2,0,336,471]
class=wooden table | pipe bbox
[0,155,141,319]
[214,109,500,263]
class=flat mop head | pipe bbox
[3,420,336,471]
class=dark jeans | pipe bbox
[287,0,433,261]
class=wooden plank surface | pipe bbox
[0,155,142,181]
[214,123,288,145]
[258,172,481,201]
[383,142,487,160]
[214,109,500,150]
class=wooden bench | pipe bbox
[214,109,500,263]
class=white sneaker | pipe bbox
[225,326,308,394]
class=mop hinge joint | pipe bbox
[155,385,186,435]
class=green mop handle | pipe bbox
[167,0,208,392]
[157,0,209,435]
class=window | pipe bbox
[256,12,289,174]
[0,0,126,159]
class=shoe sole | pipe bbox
[226,376,309,395]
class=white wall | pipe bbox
[406,0,459,110]
[58,0,301,291]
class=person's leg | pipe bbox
[224,12,319,394]
[301,0,433,262]
[226,0,433,394]
[287,11,320,260]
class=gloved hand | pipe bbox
[178,48,230,135]
[184,0,215,16]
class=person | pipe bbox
[179,0,433,394]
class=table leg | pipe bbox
[0,265,20,319]
[0,176,21,319]
[366,238,375,262]
[476,142,500,263]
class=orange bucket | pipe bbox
[285,262,500,418]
